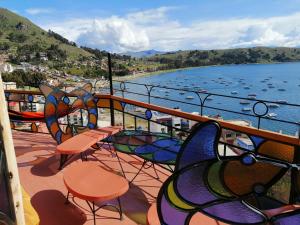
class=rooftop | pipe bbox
[13,130,169,225]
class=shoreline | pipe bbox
[113,61,300,81]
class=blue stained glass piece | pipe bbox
[242,154,255,165]
[121,101,126,109]
[145,109,152,120]
[153,150,178,162]
[45,116,56,126]
[55,130,62,144]
[250,135,265,148]
[28,95,33,102]
[88,123,95,129]
[5,92,10,98]
[89,108,97,115]
[177,122,219,170]
[93,97,99,103]
[134,138,181,162]
[253,184,265,194]
[63,96,70,104]
[47,95,57,104]
[83,93,91,102]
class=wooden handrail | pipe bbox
[4,90,300,146]
[108,95,300,146]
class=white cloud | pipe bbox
[40,8,300,52]
[26,8,53,15]
[76,17,150,52]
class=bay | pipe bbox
[116,62,300,135]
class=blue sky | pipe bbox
[2,0,300,52]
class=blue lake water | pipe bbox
[116,62,300,135]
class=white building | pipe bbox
[150,111,169,133]
[236,137,254,150]
[3,82,17,90]
[0,63,14,73]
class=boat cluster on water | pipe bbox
[150,74,293,119]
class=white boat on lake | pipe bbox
[242,107,252,112]
[186,96,194,99]
[267,113,277,118]
[278,88,286,91]
[240,100,251,105]
[231,91,238,94]
[267,103,280,108]
[276,100,288,104]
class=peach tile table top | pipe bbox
[63,161,129,202]
[147,204,228,225]
[56,126,122,155]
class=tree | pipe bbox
[8,32,28,43]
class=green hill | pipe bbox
[148,47,300,69]
[0,8,92,62]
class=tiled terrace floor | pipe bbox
[13,130,171,225]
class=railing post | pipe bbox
[0,74,25,225]
[289,145,300,203]
[108,53,115,126]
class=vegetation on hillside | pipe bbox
[2,70,46,87]
[0,8,91,62]
[149,47,300,69]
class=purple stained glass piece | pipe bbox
[159,193,190,225]
[177,122,219,170]
[202,200,266,224]
[273,212,300,225]
[176,162,218,205]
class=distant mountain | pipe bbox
[122,49,165,58]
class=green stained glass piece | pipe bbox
[114,143,135,154]
[207,161,232,198]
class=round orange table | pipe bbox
[147,203,228,225]
[63,162,129,225]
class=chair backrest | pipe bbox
[175,121,221,171]
[155,120,300,225]
[40,83,97,144]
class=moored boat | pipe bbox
[266,103,280,108]
[242,107,252,112]
[240,100,251,105]
[276,100,288,104]
[267,113,277,118]
[186,96,194,99]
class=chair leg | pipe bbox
[92,202,96,225]
[59,154,68,170]
[106,141,116,158]
[129,160,147,184]
[117,197,123,220]
[65,191,70,204]
[152,163,160,180]
[116,152,126,178]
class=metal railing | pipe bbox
[111,80,300,137]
